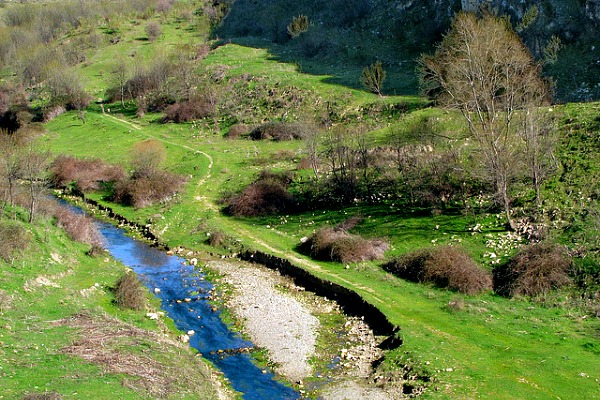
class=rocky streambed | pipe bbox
[208,259,407,399]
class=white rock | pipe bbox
[146,312,159,320]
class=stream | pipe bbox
[92,215,300,399]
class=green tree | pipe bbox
[420,12,549,229]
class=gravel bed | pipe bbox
[208,260,319,381]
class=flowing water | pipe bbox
[79,207,300,399]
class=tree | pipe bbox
[420,12,549,229]
[112,56,129,107]
[0,129,23,208]
[361,60,386,96]
[130,139,166,178]
[287,15,309,38]
[21,133,49,223]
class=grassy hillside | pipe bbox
[2,0,600,398]
[0,203,227,399]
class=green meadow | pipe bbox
[2,1,599,398]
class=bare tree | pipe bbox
[522,107,558,206]
[0,129,23,209]
[112,56,129,107]
[21,135,49,223]
[420,12,549,229]
[130,139,166,178]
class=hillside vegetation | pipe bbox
[1,0,599,398]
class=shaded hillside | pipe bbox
[216,0,600,101]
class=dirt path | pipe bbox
[98,111,400,398]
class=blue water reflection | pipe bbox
[97,220,300,399]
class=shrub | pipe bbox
[494,242,573,297]
[130,139,167,178]
[224,123,250,139]
[113,170,186,208]
[163,95,216,122]
[50,155,126,194]
[361,60,386,96]
[145,21,162,41]
[248,122,307,141]
[227,179,295,217]
[301,225,388,263]
[287,15,309,38]
[383,246,492,295]
[53,206,103,248]
[0,221,31,263]
[114,271,147,311]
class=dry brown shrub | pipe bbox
[494,242,573,297]
[50,155,125,193]
[302,227,388,263]
[114,271,147,311]
[113,170,186,208]
[224,123,250,139]
[145,21,162,41]
[0,221,31,263]
[384,246,492,295]
[249,122,307,141]
[53,206,103,248]
[207,229,229,247]
[226,172,296,217]
[163,96,216,122]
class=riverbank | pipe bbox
[208,259,405,399]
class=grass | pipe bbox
[0,205,225,399]
[35,5,600,399]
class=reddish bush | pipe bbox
[249,122,307,141]
[384,246,492,295]
[163,96,216,122]
[227,180,295,217]
[50,155,125,193]
[0,221,31,263]
[113,170,186,208]
[145,21,162,41]
[53,206,103,248]
[302,227,388,263]
[224,123,250,139]
[494,242,573,297]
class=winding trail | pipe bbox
[99,111,387,307]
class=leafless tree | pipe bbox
[420,12,550,229]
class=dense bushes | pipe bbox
[53,206,103,253]
[114,271,147,311]
[0,221,31,263]
[50,156,125,194]
[248,122,307,141]
[494,242,573,297]
[112,170,186,208]
[163,94,216,122]
[301,227,389,263]
[225,171,297,217]
[51,140,186,209]
[383,246,493,295]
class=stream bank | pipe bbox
[60,194,421,398]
